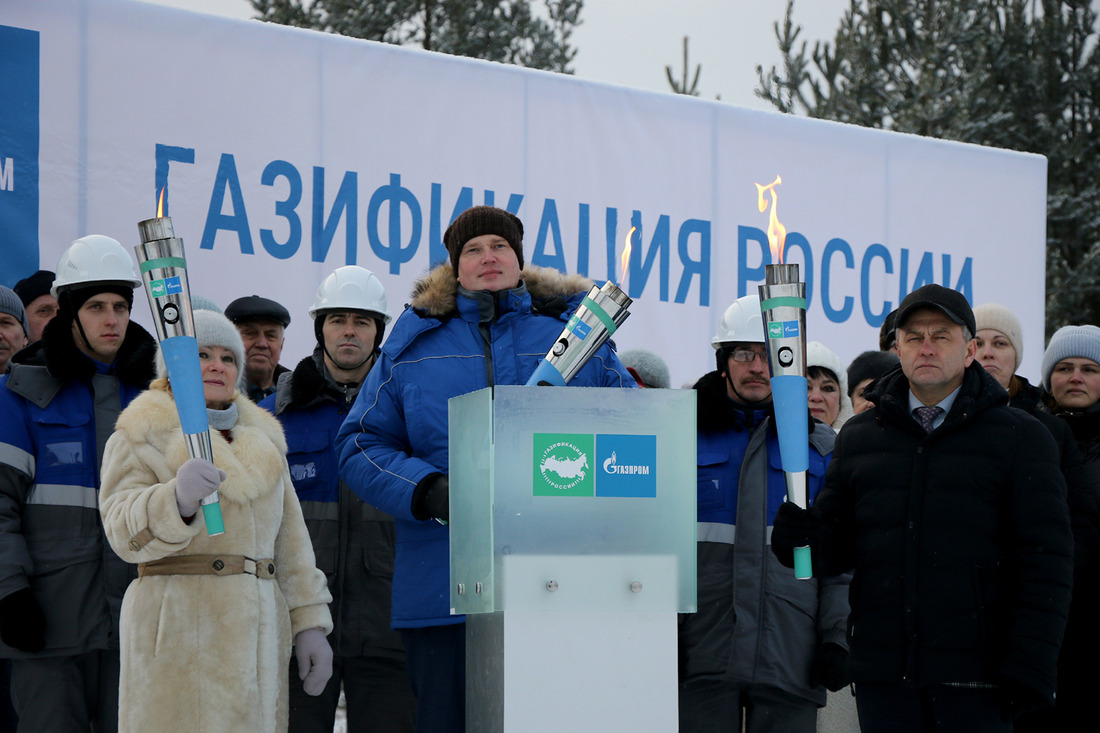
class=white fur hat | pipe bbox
[806,340,854,430]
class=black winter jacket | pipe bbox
[1021,378,1100,728]
[813,363,1072,703]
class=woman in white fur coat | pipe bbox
[99,310,333,732]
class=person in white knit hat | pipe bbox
[980,308,1100,729]
[973,303,1025,397]
[806,341,853,431]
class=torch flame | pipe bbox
[157,187,166,219]
[619,226,635,291]
[755,175,786,264]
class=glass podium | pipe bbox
[449,386,696,732]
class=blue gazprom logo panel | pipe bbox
[0,25,40,288]
[596,434,657,498]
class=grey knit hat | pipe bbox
[619,348,671,389]
[1041,325,1100,392]
[157,309,246,387]
[973,303,1023,371]
[443,206,524,275]
[0,285,29,337]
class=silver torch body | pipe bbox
[135,216,225,536]
[526,281,632,386]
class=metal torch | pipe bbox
[526,281,632,386]
[759,264,811,578]
[135,216,225,537]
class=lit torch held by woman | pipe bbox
[98,310,333,732]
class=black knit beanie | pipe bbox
[443,206,524,275]
[13,270,55,307]
[846,350,900,397]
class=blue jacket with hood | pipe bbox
[336,264,635,628]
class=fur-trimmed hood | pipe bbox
[113,380,288,504]
[409,263,595,319]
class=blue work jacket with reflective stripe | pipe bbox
[680,370,847,706]
[262,354,405,660]
[0,365,145,658]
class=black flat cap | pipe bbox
[224,295,291,328]
[895,284,975,336]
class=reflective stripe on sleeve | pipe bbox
[26,484,98,509]
[299,500,340,522]
[0,442,34,477]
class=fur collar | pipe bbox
[409,263,595,319]
[114,382,288,504]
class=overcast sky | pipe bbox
[138,0,852,111]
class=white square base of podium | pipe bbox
[466,610,678,733]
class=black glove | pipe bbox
[997,677,1048,721]
[771,501,821,568]
[0,588,46,653]
[412,473,449,522]
[811,642,850,691]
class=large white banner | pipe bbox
[1,0,1049,386]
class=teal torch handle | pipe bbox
[793,546,812,580]
[201,499,225,536]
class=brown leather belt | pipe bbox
[139,555,276,579]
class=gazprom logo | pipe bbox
[595,434,657,498]
[567,313,592,340]
[768,320,800,338]
[602,451,650,475]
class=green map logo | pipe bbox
[533,433,594,497]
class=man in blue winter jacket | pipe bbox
[336,205,635,733]
[679,293,850,733]
[0,236,156,732]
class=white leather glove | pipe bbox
[174,458,226,518]
[294,628,333,696]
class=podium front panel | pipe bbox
[450,385,696,615]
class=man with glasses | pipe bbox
[678,293,850,733]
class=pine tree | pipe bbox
[250,0,583,74]
[757,0,1100,335]
[666,36,701,97]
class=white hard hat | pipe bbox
[51,235,141,298]
[309,266,391,324]
[712,294,765,348]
